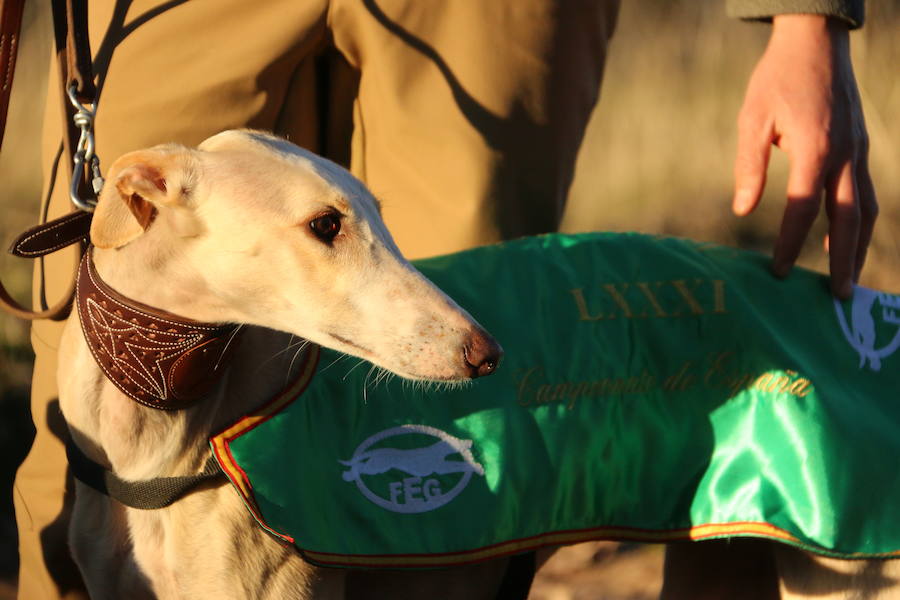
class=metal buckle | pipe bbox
[66,83,103,212]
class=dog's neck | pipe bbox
[75,247,242,411]
[65,244,313,481]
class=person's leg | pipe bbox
[329,0,621,259]
[661,539,781,600]
[327,2,619,597]
[14,323,85,600]
[326,6,782,600]
[15,2,329,596]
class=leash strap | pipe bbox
[66,438,226,510]
[0,211,91,320]
[58,0,95,101]
[0,0,25,150]
[1,0,98,321]
[8,210,92,258]
[53,0,100,206]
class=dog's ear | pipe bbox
[91,148,191,249]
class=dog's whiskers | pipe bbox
[400,377,470,396]
[363,364,378,395]
[255,335,307,374]
[374,368,395,388]
[214,325,244,372]
[360,364,378,405]
[319,352,354,375]
[285,340,311,383]
[270,335,300,361]
[361,365,394,393]
[342,358,368,381]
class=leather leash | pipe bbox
[0,0,24,150]
[2,0,239,517]
[1,0,98,321]
[2,1,236,512]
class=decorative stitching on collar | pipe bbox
[76,247,241,410]
[12,211,90,256]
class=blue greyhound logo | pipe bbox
[834,286,900,372]
[340,425,485,514]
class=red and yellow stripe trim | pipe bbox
[209,344,320,543]
[299,522,804,568]
[302,521,900,568]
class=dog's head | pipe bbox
[90,130,501,381]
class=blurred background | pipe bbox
[1,1,897,598]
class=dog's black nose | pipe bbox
[463,330,503,378]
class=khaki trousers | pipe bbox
[15,1,619,597]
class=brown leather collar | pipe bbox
[75,248,242,410]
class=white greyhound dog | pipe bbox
[57,130,511,599]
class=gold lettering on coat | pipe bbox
[570,288,606,321]
[712,279,727,314]
[671,279,705,315]
[636,282,668,317]
[602,283,633,318]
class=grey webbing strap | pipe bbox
[66,438,226,509]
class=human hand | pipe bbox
[732,15,877,299]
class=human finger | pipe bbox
[772,154,825,278]
[732,108,772,216]
[824,161,860,299]
[853,159,879,282]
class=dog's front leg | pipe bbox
[69,486,156,600]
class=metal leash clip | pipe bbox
[66,83,104,212]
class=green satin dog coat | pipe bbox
[210,233,900,568]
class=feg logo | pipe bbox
[833,286,900,372]
[340,425,484,514]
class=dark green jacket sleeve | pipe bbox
[726,0,865,29]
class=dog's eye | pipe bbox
[309,213,341,243]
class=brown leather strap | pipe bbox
[0,1,92,163]
[53,0,95,199]
[0,0,25,149]
[62,0,95,100]
[9,210,92,258]
[76,248,243,410]
[51,0,96,99]
[0,210,92,321]
[0,249,80,321]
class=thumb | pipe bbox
[733,112,773,216]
